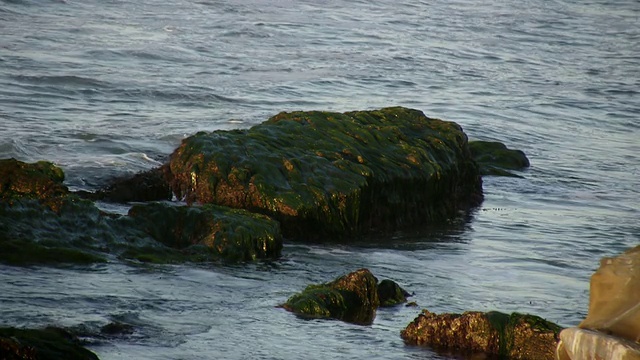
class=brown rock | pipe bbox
[401,309,561,359]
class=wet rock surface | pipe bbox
[169,107,483,240]
[0,326,99,360]
[377,279,410,307]
[129,202,282,262]
[401,309,562,360]
[469,140,530,177]
[0,159,282,265]
[282,269,408,325]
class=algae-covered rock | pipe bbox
[128,202,283,262]
[557,327,640,360]
[401,309,562,359]
[282,268,380,325]
[469,140,530,177]
[90,165,173,203]
[169,107,483,240]
[0,159,282,265]
[0,326,99,360]
[377,279,410,307]
[0,158,69,211]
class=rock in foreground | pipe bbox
[401,309,561,359]
[556,245,640,360]
[169,107,483,240]
[282,269,408,325]
[0,327,99,360]
[557,327,640,360]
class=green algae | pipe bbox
[169,107,483,240]
[402,310,562,360]
[0,327,99,360]
[282,269,380,325]
[128,202,282,262]
[377,279,410,307]
[0,238,106,266]
[469,141,530,177]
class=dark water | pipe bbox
[1,0,639,359]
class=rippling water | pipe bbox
[1,0,639,359]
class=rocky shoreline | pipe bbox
[11,107,631,360]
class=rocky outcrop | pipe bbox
[556,245,640,360]
[401,309,562,359]
[282,269,409,325]
[469,140,530,177]
[0,159,282,265]
[129,202,282,262]
[169,107,483,240]
[0,326,99,360]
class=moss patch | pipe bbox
[0,326,99,360]
[282,269,380,325]
[469,141,530,177]
[169,107,483,240]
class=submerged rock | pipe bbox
[401,309,562,359]
[377,279,410,307]
[469,140,530,177]
[0,159,282,265]
[129,202,283,262]
[0,326,99,360]
[169,107,483,240]
[282,269,381,325]
[88,165,173,203]
[556,245,640,360]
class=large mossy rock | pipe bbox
[169,107,483,240]
[469,141,530,177]
[282,268,380,325]
[0,327,99,360]
[0,159,282,265]
[401,309,562,359]
[128,202,282,262]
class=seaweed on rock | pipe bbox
[169,107,483,240]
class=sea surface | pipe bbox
[1,0,639,359]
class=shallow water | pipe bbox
[1,0,639,359]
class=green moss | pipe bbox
[128,202,283,262]
[0,327,99,360]
[0,238,106,266]
[485,311,562,357]
[282,269,379,325]
[469,141,530,177]
[169,107,482,240]
[377,279,409,307]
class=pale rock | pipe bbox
[580,245,640,342]
[557,327,640,360]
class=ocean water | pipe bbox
[1,0,639,359]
